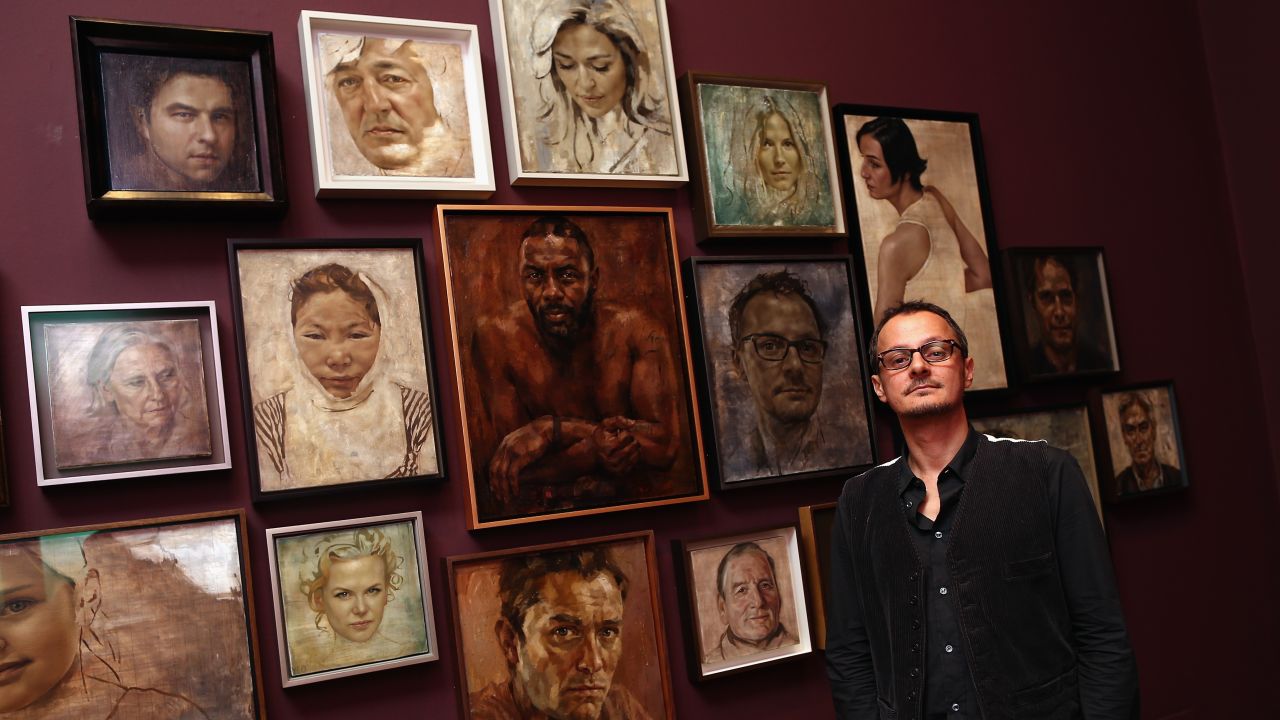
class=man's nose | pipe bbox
[577,634,605,674]
[194,114,216,142]
[362,83,391,112]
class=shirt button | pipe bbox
[909,667,920,678]
[909,596,918,606]
[934,531,943,539]
[939,587,948,595]
[912,619,921,629]
[905,501,913,508]
[952,703,960,712]
[945,644,954,653]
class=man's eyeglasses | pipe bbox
[876,339,961,371]
[739,334,827,364]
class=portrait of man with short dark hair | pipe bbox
[101,53,260,192]
[1007,249,1120,381]
[1101,385,1187,499]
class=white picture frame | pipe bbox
[21,301,233,487]
[265,510,439,687]
[298,10,495,198]
[488,0,688,187]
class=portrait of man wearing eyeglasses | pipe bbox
[727,270,858,479]
[826,300,1137,720]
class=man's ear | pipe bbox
[962,355,975,390]
[77,569,102,627]
[717,595,728,626]
[134,107,151,143]
[496,618,519,667]
[870,372,887,404]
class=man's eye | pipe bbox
[759,581,774,591]
[599,627,619,639]
[381,73,409,85]
[552,625,577,638]
[757,338,783,352]
[337,77,360,89]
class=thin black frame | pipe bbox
[227,238,446,501]
[1090,379,1189,503]
[832,103,1014,395]
[683,255,878,490]
[1002,246,1122,383]
[70,16,287,220]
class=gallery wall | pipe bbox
[0,0,1275,718]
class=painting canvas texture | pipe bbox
[693,260,872,484]
[315,32,475,179]
[273,518,429,678]
[0,516,256,717]
[441,211,701,524]
[497,0,680,176]
[452,536,667,718]
[44,319,212,469]
[843,113,1007,390]
[100,52,261,193]
[698,84,835,229]
[236,247,436,492]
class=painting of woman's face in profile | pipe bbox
[267,512,438,687]
[44,319,212,470]
[683,74,846,240]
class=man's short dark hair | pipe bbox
[498,545,628,641]
[715,542,778,600]
[855,117,927,192]
[520,216,596,271]
[728,270,827,343]
[1030,255,1078,293]
[868,300,970,371]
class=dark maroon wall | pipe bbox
[1,1,1275,718]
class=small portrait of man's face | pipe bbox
[452,537,671,719]
[102,53,260,193]
[519,231,598,340]
[1101,385,1187,499]
[1011,250,1119,379]
[690,260,875,485]
[318,34,475,179]
[686,530,810,676]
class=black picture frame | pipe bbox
[70,16,287,220]
[1002,247,1121,383]
[227,238,446,501]
[833,103,1013,393]
[683,255,877,490]
[1090,380,1189,503]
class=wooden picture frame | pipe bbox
[683,256,877,489]
[265,511,439,687]
[677,525,812,680]
[0,509,265,717]
[297,11,496,198]
[227,238,446,500]
[21,301,232,487]
[797,502,836,649]
[833,104,1011,392]
[435,205,708,528]
[1003,247,1121,382]
[0,403,8,508]
[1092,380,1189,502]
[70,16,286,220]
[488,0,688,187]
[971,404,1105,522]
[680,73,846,240]
[446,531,675,718]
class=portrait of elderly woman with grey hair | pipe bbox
[46,320,212,469]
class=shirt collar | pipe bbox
[896,426,982,495]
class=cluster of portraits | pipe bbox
[233,246,440,496]
[0,516,257,718]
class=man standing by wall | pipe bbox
[826,301,1136,719]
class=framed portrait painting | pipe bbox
[298,11,495,198]
[1093,381,1189,502]
[436,206,708,528]
[797,502,836,649]
[683,256,876,489]
[447,531,675,719]
[265,511,438,687]
[70,17,286,219]
[971,404,1104,522]
[1003,247,1120,382]
[488,0,688,187]
[0,510,264,717]
[228,239,445,500]
[680,73,846,240]
[21,301,232,487]
[834,104,1010,391]
[678,525,812,680]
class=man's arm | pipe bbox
[1052,454,1140,719]
[826,489,878,719]
[620,316,681,470]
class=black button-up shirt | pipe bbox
[900,432,977,718]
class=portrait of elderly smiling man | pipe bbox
[319,33,475,178]
[704,541,800,663]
